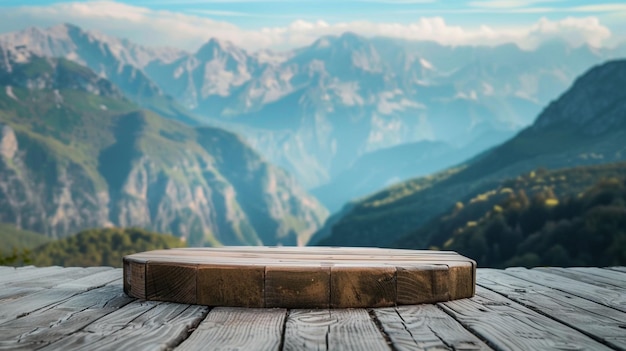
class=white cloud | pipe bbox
[468,0,561,9]
[571,4,626,13]
[0,1,614,51]
[525,16,611,48]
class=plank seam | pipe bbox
[367,308,397,351]
[393,307,419,346]
[435,302,497,350]
[539,267,626,291]
[278,309,289,351]
[502,269,626,314]
[605,267,626,274]
[476,279,626,350]
[10,275,121,321]
[22,286,137,349]
[170,306,212,350]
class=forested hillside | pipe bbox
[29,227,185,267]
[395,163,626,267]
[315,59,626,248]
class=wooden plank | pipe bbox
[447,261,476,299]
[125,247,474,307]
[5,267,111,288]
[536,267,626,290]
[146,262,197,304]
[478,269,626,350]
[0,287,43,302]
[0,267,112,302]
[396,265,450,305]
[283,310,333,351]
[124,259,146,299]
[197,264,264,307]
[38,300,163,349]
[175,307,286,351]
[327,309,390,351]
[330,266,396,308]
[0,267,113,301]
[43,302,208,351]
[607,266,626,273]
[371,308,423,351]
[504,267,626,313]
[0,269,121,324]
[439,286,613,351]
[265,266,330,308]
[394,305,491,351]
[0,283,133,350]
[0,266,17,280]
[0,266,64,285]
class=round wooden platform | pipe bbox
[123,247,476,308]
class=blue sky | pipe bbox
[0,1,624,51]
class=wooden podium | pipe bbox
[123,247,475,308]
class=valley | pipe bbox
[0,20,625,268]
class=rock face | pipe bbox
[141,34,624,188]
[531,60,626,135]
[3,25,623,190]
[0,56,327,246]
[314,59,626,247]
[0,25,197,125]
[0,125,17,159]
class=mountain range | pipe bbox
[0,54,327,246]
[2,24,624,212]
[2,23,626,250]
[314,59,626,247]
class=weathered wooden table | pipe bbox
[1,265,625,350]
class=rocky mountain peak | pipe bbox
[337,32,367,46]
[196,37,247,62]
[0,54,124,99]
[532,59,626,135]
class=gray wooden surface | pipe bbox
[1,266,625,351]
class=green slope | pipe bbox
[315,59,626,248]
[30,227,185,267]
[394,162,626,267]
[0,222,50,254]
[0,56,327,246]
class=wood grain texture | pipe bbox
[327,309,391,351]
[447,261,476,299]
[504,267,626,313]
[0,267,113,303]
[608,266,626,273]
[397,264,450,304]
[43,302,208,351]
[478,269,626,350]
[176,307,286,351]
[41,300,163,350]
[395,305,492,351]
[1,266,626,351]
[0,266,64,286]
[0,269,121,324]
[330,265,396,308]
[146,262,197,304]
[124,258,146,299]
[283,309,333,351]
[536,267,626,290]
[265,265,331,308]
[197,265,264,307]
[440,286,613,351]
[123,247,475,308]
[0,283,133,351]
[372,307,445,351]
